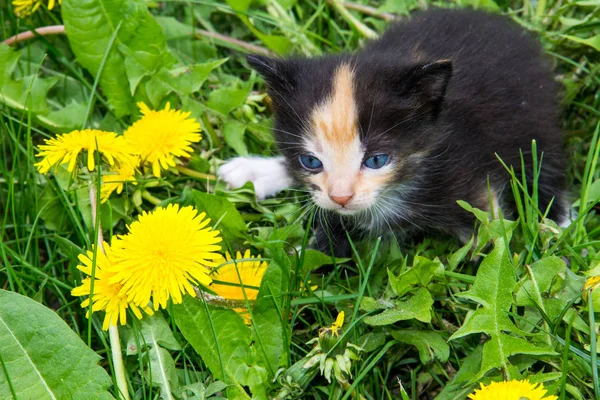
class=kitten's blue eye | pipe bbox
[299,155,323,171]
[363,154,390,169]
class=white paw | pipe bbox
[218,156,293,200]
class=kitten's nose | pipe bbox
[330,194,354,206]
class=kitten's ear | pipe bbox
[396,60,453,114]
[246,54,296,93]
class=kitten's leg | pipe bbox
[218,156,293,199]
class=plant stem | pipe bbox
[2,25,66,46]
[176,165,217,181]
[337,2,396,22]
[195,29,273,56]
[141,190,162,206]
[109,325,130,400]
[89,184,129,400]
[328,0,378,39]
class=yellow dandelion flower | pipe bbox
[110,204,222,310]
[584,275,600,292]
[210,250,269,324]
[100,162,138,203]
[468,379,557,400]
[12,0,60,17]
[71,243,153,330]
[124,102,202,178]
[35,129,133,175]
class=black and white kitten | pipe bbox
[219,8,566,255]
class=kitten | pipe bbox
[219,8,566,256]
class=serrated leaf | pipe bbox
[62,0,174,116]
[515,256,566,307]
[390,329,449,364]
[205,80,252,115]
[389,256,444,297]
[0,290,112,399]
[449,237,556,380]
[191,190,247,242]
[363,288,433,326]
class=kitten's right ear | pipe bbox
[246,54,295,93]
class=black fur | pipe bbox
[248,8,565,256]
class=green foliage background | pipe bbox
[1,0,600,399]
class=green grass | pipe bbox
[1,0,600,399]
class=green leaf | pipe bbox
[206,81,252,115]
[297,249,343,272]
[389,256,444,297]
[449,237,556,381]
[390,329,449,364]
[434,346,482,400]
[191,190,247,242]
[62,0,174,116]
[222,120,248,156]
[515,256,566,307]
[0,289,112,399]
[562,34,600,51]
[172,297,261,400]
[128,314,181,400]
[362,288,433,326]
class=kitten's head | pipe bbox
[248,54,452,216]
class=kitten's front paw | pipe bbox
[218,156,293,200]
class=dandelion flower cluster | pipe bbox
[12,0,60,17]
[468,379,557,400]
[35,129,132,174]
[110,204,222,310]
[210,250,269,324]
[125,102,202,177]
[584,275,600,291]
[71,244,153,330]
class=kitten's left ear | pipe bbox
[246,54,296,94]
[411,60,453,107]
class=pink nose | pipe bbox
[330,194,353,206]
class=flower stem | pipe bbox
[176,165,217,181]
[109,325,130,400]
[2,24,65,46]
[141,190,162,206]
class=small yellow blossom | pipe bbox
[468,379,557,400]
[109,204,222,310]
[12,0,60,17]
[124,102,202,178]
[71,243,153,330]
[584,275,600,292]
[100,162,138,203]
[210,250,269,324]
[319,311,344,338]
[35,129,133,175]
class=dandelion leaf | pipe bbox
[0,289,112,400]
[173,297,267,400]
[449,238,556,381]
[191,190,247,242]
[127,314,180,400]
[390,329,450,364]
[388,256,444,297]
[362,288,433,326]
[62,0,173,116]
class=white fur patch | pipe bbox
[218,156,293,200]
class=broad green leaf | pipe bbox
[363,288,433,326]
[562,34,600,51]
[389,256,444,297]
[222,120,248,156]
[390,329,449,364]
[449,237,556,381]
[191,190,247,242]
[173,297,262,400]
[206,81,252,116]
[0,290,112,399]
[62,0,174,116]
[515,256,566,307]
[252,250,291,378]
[297,249,344,272]
[128,314,181,400]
